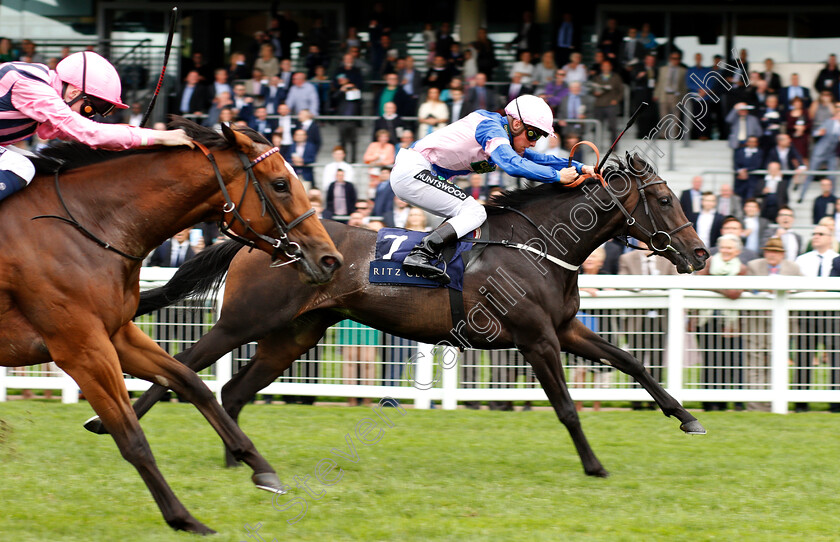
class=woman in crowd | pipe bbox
[786,96,811,163]
[363,129,396,185]
[416,87,449,138]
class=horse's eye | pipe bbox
[659,196,670,206]
[272,179,289,193]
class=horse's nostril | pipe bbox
[321,255,342,270]
[695,248,709,260]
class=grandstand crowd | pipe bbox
[4,10,840,412]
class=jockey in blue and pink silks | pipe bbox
[390,93,596,284]
[0,51,192,202]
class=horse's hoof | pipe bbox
[586,467,610,478]
[83,415,109,435]
[252,472,285,493]
[172,518,216,535]
[680,420,706,434]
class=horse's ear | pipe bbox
[221,123,253,154]
[627,152,646,176]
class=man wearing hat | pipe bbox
[744,237,803,411]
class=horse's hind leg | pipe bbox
[50,333,214,534]
[112,321,285,493]
[518,334,609,477]
[220,318,334,467]
[558,318,705,434]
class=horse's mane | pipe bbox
[30,116,269,175]
[485,158,631,213]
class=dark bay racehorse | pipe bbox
[0,118,341,534]
[92,153,709,478]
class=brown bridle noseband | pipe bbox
[567,141,692,254]
[194,141,315,267]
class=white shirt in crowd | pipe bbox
[695,211,715,248]
[795,249,839,277]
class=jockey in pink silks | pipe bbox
[0,51,192,201]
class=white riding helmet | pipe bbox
[504,95,555,137]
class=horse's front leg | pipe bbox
[557,318,706,434]
[518,334,609,477]
[111,321,286,492]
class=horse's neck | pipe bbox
[488,185,632,267]
[61,151,227,257]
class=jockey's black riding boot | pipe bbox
[403,222,458,284]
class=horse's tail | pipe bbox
[135,240,243,317]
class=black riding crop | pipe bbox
[140,6,179,128]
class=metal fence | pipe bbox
[2,272,839,413]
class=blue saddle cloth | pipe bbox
[370,228,474,291]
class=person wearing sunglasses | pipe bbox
[0,51,193,204]
[390,93,595,283]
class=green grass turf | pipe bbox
[0,402,838,542]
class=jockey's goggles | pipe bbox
[524,125,547,142]
[82,95,116,118]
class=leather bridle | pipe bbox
[194,141,315,267]
[566,141,692,254]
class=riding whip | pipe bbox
[140,6,179,128]
[596,101,648,173]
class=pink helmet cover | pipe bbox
[55,51,129,109]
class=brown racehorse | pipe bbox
[93,153,709,478]
[0,117,341,534]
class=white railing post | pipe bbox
[61,369,79,404]
[771,291,790,414]
[0,365,6,402]
[441,346,458,410]
[215,353,232,403]
[414,342,434,409]
[667,288,685,401]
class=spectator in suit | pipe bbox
[463,72,499,114]
[331,74,362,162]
[758,94,784,151]
[333,53,365,92]
[760,58,782,95]
[757,161,786,219]
[597,18,622,66]
[781,73,812,111]
[654,51,688,129]
[177,70,211,116]
[764,206,802,261]
[764,133,806,206]
[733,136,764,200]
[283,128,317,185]
[375,72,413,117]
[372,101,407,145]
[472,27,498,79]
[248,106,277,140]
[794,224,840,412]
[618,241,676,409]
[423,54,454,92]
[434,22,455,58]
[245,68,267,101]
[716,184,743,220]
[742,199,770,253]
[815,54,840,101]
[294,109,321,156]
[744,237,803,411]
[619,27,643,83]
[321,146,355,191]
[591,60,624,142]
[148,229,197,268]
[684,53,713,139]
[692,192,725,249]
[503,73,534,105]
[532,51,559,92]
[509,10,541,58]
[230,83,254,124]
[227,51,250,81]
[273,103,295,155]
[323,168,357,219]
[209,68,232,102]
[285,72,319,115]
[448,88,467,121]
[260,75,286,115]
[554,13,577,67]
[726,102,762,150]
[679,175,704,216]
[813,178,838,224]
[203,92,234,129]
[631,54,658,137]
[182,51,213,82]
[800,107,840,202]
[372,167,395,225]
